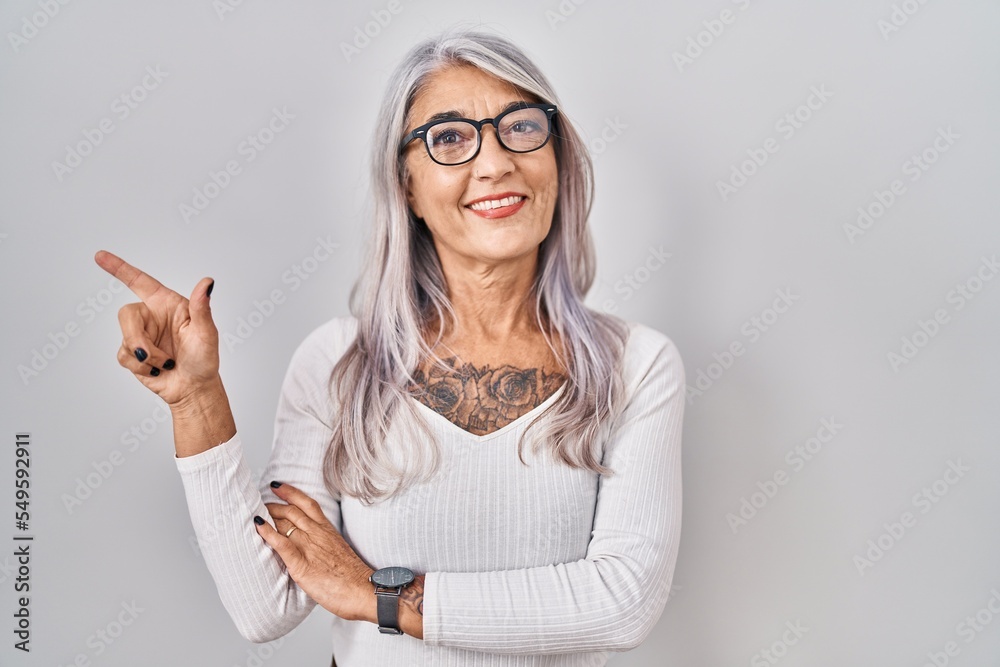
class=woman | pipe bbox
[95,28,685,666]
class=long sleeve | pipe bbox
[174,322,346,644]
[421,331,685,654]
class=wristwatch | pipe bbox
[369,566,415,635]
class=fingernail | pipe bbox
[206,280,215,298]
[134,348,148,362]
[163,359,175,370]
[150,367,160,377]
[270,481,283,488]
[253,515,264,526]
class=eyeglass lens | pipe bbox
[425,107,550,165]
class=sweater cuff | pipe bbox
[174,431,242,473]
[422,570,444,645]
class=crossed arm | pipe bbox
[174,321,684,651]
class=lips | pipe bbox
[467,195,526,211]
[463,192,528,219]
[465,194,527,219]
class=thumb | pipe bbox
[189,278,216,329]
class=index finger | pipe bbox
[269,482,327,525]
[94,250,168,302]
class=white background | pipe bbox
[1,0,998,665]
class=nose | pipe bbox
[471,125,515,179]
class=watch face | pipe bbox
[370,566,415,588]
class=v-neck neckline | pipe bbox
[406,382,568,443]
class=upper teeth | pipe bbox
[469,196,524,211]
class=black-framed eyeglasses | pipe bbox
[398,102,559,166]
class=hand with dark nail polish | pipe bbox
[270,481,283,488]
[94,250,223,410]
[253,515,265,526]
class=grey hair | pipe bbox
[323,26,631,504]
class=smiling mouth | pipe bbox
[466,195,526,212]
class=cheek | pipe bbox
[537,161,559,207]
[432,177,468,210]
[539,149,558,190]
[407,172,440,217]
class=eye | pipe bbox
[509,120,543,134]
[428,122,476,148]
[431,130,462,146]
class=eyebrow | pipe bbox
[423,101,527,125]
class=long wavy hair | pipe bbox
[322,27,631,504]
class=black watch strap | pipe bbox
[375,587,403,635]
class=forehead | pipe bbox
[408,65,540,124]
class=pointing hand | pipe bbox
[95,249,220,408]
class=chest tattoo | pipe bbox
[407,355,567,436]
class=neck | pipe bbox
[431,253,546,344]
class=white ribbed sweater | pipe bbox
[174,315,685,666]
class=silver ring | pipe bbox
[285,526,297,538]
